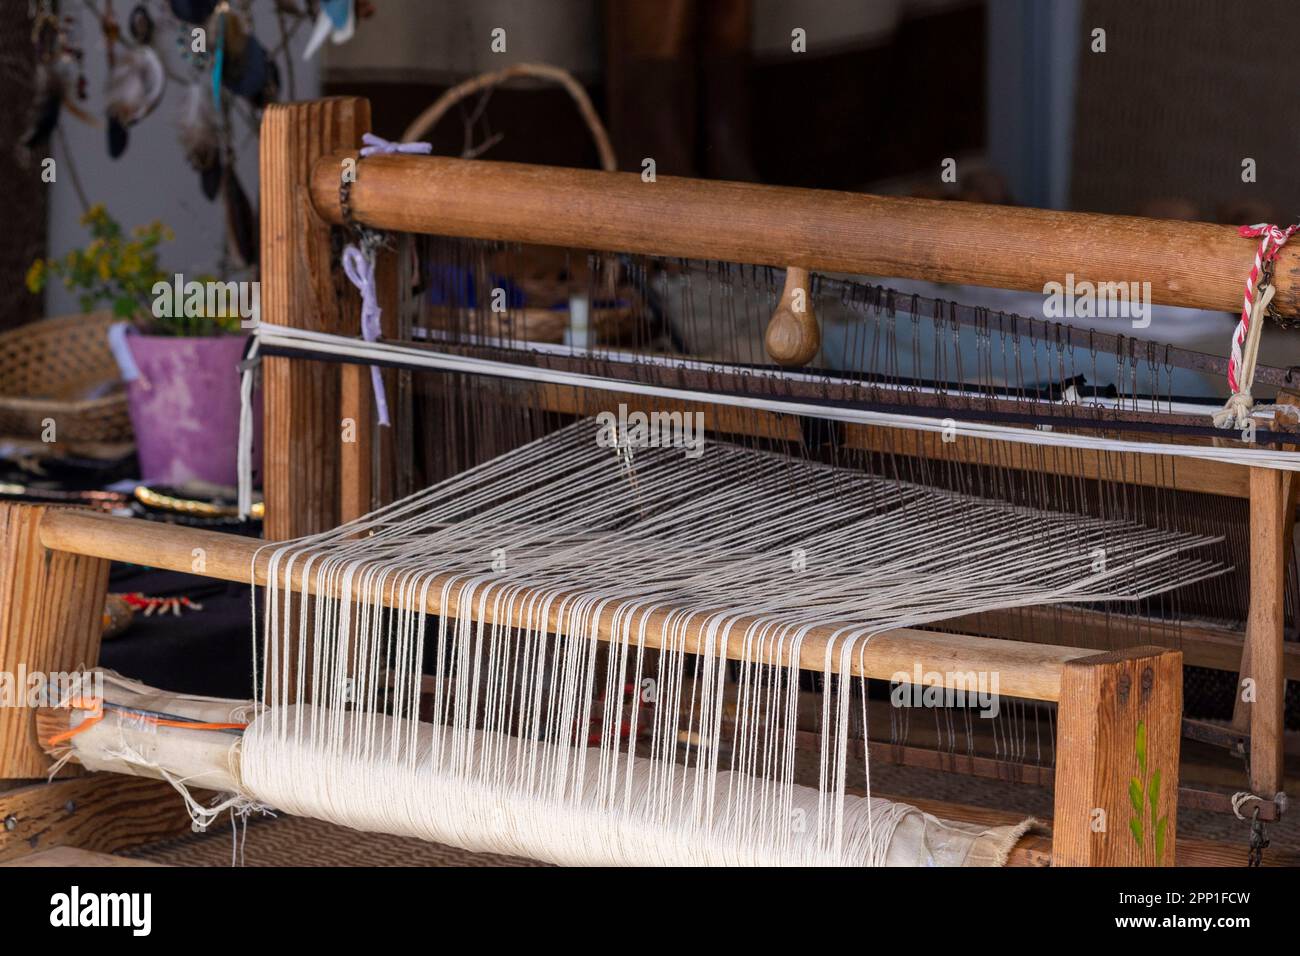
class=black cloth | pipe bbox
[101,565,257,700]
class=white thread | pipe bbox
[233,419,1226,866]
[252,323,1300,471]
[237,353,258,519]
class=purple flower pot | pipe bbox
[124,334,261,487]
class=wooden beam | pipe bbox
[260,97,371,541]
[944,605,1300,678]
[844,425,1250,499]
[513,381,1253,498]
[0,504,108,778]
[307,152,1300,317]
[0,847,168,866]
[38,509,1087,701]
[1051,647,1182,866]
[0,776,199,863]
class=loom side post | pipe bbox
[1050,646,1182,866]
[261,98,373,706]
[260,96,372,541]
[1242,466,1292,802]
[0,503,109,780]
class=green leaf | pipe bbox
[1149,768,1162,825]
[1128,778,1143,814]
[1129,817,1143,847]
[1135,720,1147,776]
[1154,817,1168,861]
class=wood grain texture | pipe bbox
[260,97,371,541]
[307,152,1300,316]
[1245,466,1288,798]
[0,776,199,862]
[1051,647,1182,866]
[919,794,1297,867]
[0,504,108,778]
[0,846,168,866]
[338,363,373,524]
[38,510,1089,701]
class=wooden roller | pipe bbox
[764,266,820,366]
[307,148,1300,318]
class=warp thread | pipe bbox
[236,419,1225,866]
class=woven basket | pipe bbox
[0,312,133,444]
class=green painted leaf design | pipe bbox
[1149,768,1161,825]
[1135,720,1147,776]
[1128,778,1143,814]
[1129,817,1143,846]
[1154,817,1168,860]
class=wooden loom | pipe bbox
[0,96,1296,866]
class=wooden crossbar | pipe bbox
[39,509,1085,702]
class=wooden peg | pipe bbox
[764,266,820,366]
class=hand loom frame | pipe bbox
[0,96,1293,867]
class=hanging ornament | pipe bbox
[168,0,218,25]
[20,8,95,154]
[303,0,355,60]
[127,3,154,44]
[222,162,257,267]
[209,1,228,110]
[106,44,166,158]
[179,80,223,200]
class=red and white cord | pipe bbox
[1228,223,1298,393]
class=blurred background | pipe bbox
[6,0,1299,329]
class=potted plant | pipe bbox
[26,204,260,487]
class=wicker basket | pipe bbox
[0,312,133,444]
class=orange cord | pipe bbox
[45,697,104,746]
[149,720,247,732]
[44,697,247,747]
